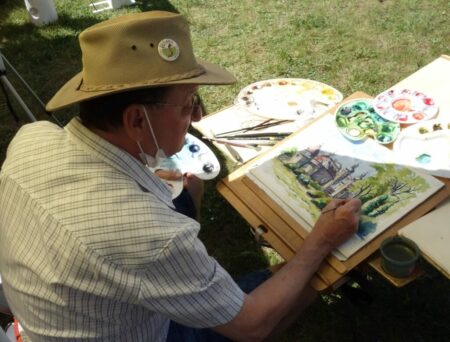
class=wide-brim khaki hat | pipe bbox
[46,11,236,111]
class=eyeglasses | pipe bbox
[143,94,202,117]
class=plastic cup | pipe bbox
[380,236,419,278]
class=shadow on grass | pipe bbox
[134,0,178,12]
[282,264,450,341]
[0,0,180,125]
[0,0,22,22]
[189,118,271,277]
[190,98,270,275]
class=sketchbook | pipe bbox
[246,114,444,260]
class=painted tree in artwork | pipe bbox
[351,164,430,237]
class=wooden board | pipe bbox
[398,198,450,280]
[217,91,450,291]
[393,55,450,121]
[367,253,424,287]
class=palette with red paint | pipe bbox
[373,88,439,124]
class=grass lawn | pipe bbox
[1,0,449,340]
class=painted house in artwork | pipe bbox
[278,146,358,198]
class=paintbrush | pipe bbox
[217,132,291,139]
[321,198,356,214]
[321,206,339,214]
[203,137,262,151]
[214,119,293,137]
[224,144,243,163]
[217,136,284,141]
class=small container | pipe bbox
[380,236,420,278]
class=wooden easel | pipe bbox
[217,92,450,291]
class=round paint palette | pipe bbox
[373,88,438,124]
[393,119,450,177]
[235,78,343,121]
[335,98,400,144]
[156,133,220,198]
[159,133,220,180]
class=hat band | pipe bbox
[80,66,206,92]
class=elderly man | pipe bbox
[0,11,361,342]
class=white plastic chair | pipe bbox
[23,0,58,27]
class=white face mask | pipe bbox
[137,106,167,168]
[137,105,183,199]
[137,141,167,169]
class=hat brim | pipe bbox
[46,59,236,112]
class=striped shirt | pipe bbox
[0,118,244,341]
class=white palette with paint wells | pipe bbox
[235,78,343,121]
[393,119,450,178]
[156,133,221,198]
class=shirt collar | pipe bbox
[65,117,175,208]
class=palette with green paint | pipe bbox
[334,98,400,144]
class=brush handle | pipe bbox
[203,137,262,151]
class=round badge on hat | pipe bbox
[158,38,180,62]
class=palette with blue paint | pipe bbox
[335,98,400,144]
[393,119,450,178]
[159,133,221,180]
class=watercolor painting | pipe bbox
[248,115,444,259]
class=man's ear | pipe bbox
[123,104,146,142]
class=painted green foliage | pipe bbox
[352,164,430,237]
[353,163,430,212]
